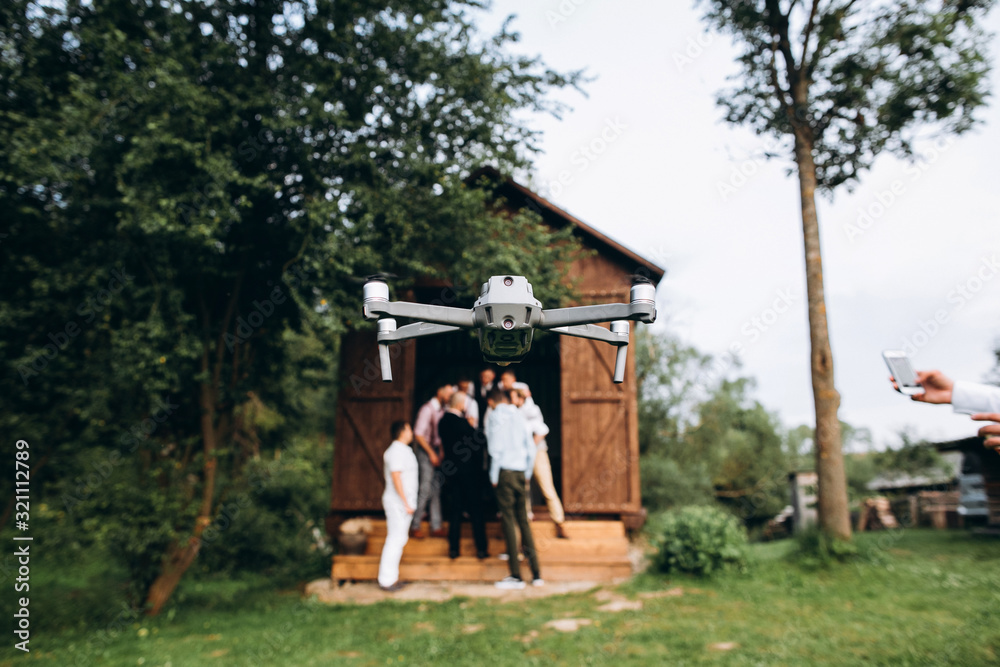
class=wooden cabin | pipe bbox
[327,169,665,582]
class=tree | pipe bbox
[699,0,995,540]
[636,330,789,521]
[686,378,790,526]
[635,329,718,510]
[0,0,581,614]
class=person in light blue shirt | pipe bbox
[485,387,541,589]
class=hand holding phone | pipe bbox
[882,350,925,396]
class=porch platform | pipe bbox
[332,519,632,583]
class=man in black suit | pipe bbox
[475,367,496,434]
[439,391,489,559]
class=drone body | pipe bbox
[362,274,656,383]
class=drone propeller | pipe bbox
[348,271,398,285]
[630,273,654,286]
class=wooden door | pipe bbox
[559,334,640,514]
[330,330,415,512]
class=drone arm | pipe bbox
[549,323,626,346]
[378,318,459,382]
[550,321,631,383]
[377,321,461,343]
[374,320,461,382]
[364,301,476,328]
[539,303,654,329]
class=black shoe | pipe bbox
[476,551,489,560]
[449,550,460,559]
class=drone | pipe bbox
[362,274,657,384]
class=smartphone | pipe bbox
[882,350,924,396]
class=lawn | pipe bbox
[2,529,999,666]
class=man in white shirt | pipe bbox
[410,383,454,538]
[486,387,541,589]
[897,370,1000,448]
[378,421,417,591]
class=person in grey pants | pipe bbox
[410,383,454,538]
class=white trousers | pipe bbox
[378,495,411,587]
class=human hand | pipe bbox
[430,452,442,467]
[972,413,1000,448]
[897,370,954,404]
[405,505,415,515]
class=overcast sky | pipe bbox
[477,1,1000,449]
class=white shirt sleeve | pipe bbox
[385,445,403,473]
[952,381,1000,415]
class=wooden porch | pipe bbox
[332,519,633,583]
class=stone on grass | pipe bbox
[545,618,594,633]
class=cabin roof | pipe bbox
[470,167,666,284]
[866,451,963,491]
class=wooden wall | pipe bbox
[559,248,642,515]
[329,330,415,512]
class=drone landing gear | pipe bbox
[374,319,461,382]
[550,321,630,383]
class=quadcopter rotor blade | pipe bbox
[348,271,399,285]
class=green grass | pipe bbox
[2,530,999,666]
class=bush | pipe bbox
[787,527,858,569]
[786,527,889,570]
[649,505,750,576]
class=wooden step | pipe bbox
[333,519,633,583]
[332,555,632,582]
[364,536,628,559]
[366,519,625,540]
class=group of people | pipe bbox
[378,368,568,592]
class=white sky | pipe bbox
[477,1,1000,449]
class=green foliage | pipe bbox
[871,433,947,477]
[0,0,582,608]
[195,436,333,586]
[6,531,1000,665]
[636,330,789,523]
[640,457,716,511]
[787,526,860,570]
[699,0,996,190]
[844,430,949,503]
[649,505,750,576]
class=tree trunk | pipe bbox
[144,280,242,615]
[144,346,222,615]
[143,530,206,616]
[792,127,852,541]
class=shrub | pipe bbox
[649,505,750,576]
[786,527,889,570]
